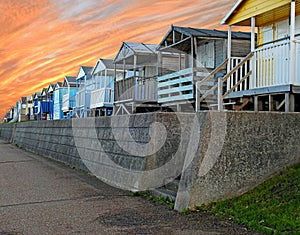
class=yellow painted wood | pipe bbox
[257,27,263,45]
[227,0,291,25]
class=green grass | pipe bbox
[131,191,175,209]
[195,163,300,234]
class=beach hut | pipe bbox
[75,66,93,118]
[157,25,251,111]
[62,76,77,118]
[219,0,300,112]
[18,97,27,122]
[53,82,66,120]
[113,42,160,115]
[90,58,123,116]
[25,95,34,120]
[33,92,41,120]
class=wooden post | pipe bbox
[191,37,195,80]
[195,82,199,111]
[227,26,232,92]
[179,52,182,70]
[254,96,258,111]
[218,77,223,111]
[133,55,137,100]
[157,52,162,76]
[251,17,256,89]
[104,69,107,88]
[227,26,232,73]
[251,17,256,51]
[290,0,296,85]
[285,93,295,112]
[194,37,198,70]
[269,95,273,111]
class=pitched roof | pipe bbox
[221,0,244,25]
[164,25,250,40]
[114,42,158,63]
[33,92,41,99]
[81,66,93,75]
[64,76,77,87]
[41,88,47,96]
[55,82,63,88]
[47,83,55,93]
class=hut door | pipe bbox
[197,41,215,69]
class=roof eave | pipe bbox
[221,0,244,25]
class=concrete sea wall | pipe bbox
[0,112,299,211]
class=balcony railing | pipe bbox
[90,88,113,109]
[157,68,194,104]
[252,40,290,88]
[62,94,75,111]
[114,76,157,102]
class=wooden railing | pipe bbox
[90,88,113,108]
[252,41,290,88]
[157,68,194,104]
[196,52,254,111]
[114,76,157,102]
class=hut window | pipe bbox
[276,19,289,41]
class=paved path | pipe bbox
[0,139,261,235]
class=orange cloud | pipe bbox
[0,0,237,119]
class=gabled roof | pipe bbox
[92,58,123,75]
[41,88,47,96]
[33,92,41,100]
[47,83,55,93]
[114,42,158,64]
[64,76,77,87]
[221,0,244,25]
[221,0,293,26]
[55,82,63,90]
[21,97,27,104]
[158,25,251,50]
[77,66,93,80]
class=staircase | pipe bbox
[151,177,180,201]
[196,52,254,111]
[65,108,79,119]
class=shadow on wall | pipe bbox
[0,111,299,211]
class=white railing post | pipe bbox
[290,0,296,85]
[196,82,199,111]
[227,26,232,92]
[218,77,223,111]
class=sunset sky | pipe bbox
[0,0,237,119]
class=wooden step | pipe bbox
[234,97,250,111]
[150,178,179,202]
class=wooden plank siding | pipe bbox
[231,39,251,57]
[226,0,291,26]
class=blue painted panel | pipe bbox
[69,88,77,109]
[158,94,194,103]
[157,68,192,82]
[158,76,193,88]
[158,85,193,95]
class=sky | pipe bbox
[0,0,238,119]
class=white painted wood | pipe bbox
[262,25,273,46]
[290,0,296,85]
[218,78,223,111]
[251,17,256,51]
[276,19,289,40]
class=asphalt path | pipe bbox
[0,139,261,235]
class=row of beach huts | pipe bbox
[4,0,300,122]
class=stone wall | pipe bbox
[175,111,300,210]
[0,113,195,191]
[1,111,299,211]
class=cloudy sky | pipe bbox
[0,0,237,118]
